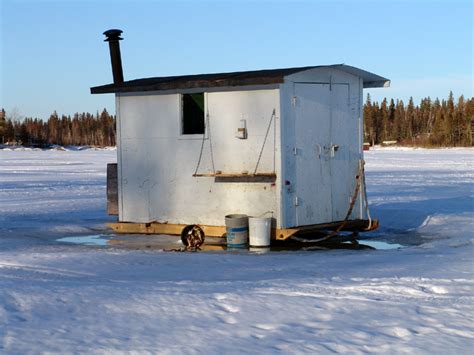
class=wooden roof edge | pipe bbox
[90,65,390,94]
[90,76,285,94]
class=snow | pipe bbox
[0,148,473,353]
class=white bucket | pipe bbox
[249,217,271,247]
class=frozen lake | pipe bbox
[0,147,472,353]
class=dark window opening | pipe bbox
[182,93,205,134]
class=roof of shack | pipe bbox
[90,64,390,94]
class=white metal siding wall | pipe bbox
[358,77,367,220]
[115,94,123,219]
[117,89,281,226]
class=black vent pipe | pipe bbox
[103,29,124,84]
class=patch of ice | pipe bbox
[57,235,109,246]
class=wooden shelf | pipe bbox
[193,172,276,178]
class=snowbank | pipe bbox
[0,149,472,353]
[0,144,116,151]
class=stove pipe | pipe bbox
[103,29,124,84]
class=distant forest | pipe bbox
[364,92,472,147]
[0,93,472,147]
[0,109,116,147]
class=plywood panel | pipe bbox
[107,163,118,215]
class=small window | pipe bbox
[182,93,205,135]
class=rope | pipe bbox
[195,107,275,176]
[207,111,216,174]
[273,110,276,173]
[193,110,215,176]
[361,159,372,229]
[254,109,276,175]
[193,119,206,176]
[258,211,274,218]
[310,159,364,243]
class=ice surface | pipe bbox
[0,147,472,353]
[57,235,109,246]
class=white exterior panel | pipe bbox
[116,89,281,226]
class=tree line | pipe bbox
[364,92,473,147]
[0,93,472,147]
[0,109,116,147]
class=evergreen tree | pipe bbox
[406,97,416,143]
[0,109,5,143]
[380,98,389,142]
[388,99,396,140]
[364,94,375,145]
[395,99,405,142]
[1,94,472,148]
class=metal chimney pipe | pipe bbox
[103,29,124,84]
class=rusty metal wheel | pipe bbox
[180,225,205,250]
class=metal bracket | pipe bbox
[315,144,322,158]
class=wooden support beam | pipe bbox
[108,222,227,238]
[107,219,378,241]
[275,228,299,240]
[193,172,276,178]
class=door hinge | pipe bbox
[294,196,300,206]
[292,96,297,106]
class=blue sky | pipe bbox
[1,0,472,119]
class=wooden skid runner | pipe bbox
[193,172,276,178]
[107,219,378,241]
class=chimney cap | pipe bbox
[103,29,123,41]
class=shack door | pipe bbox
[330,84,352,221]
[294,83,351,226]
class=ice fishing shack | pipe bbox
[91,29,390,241]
